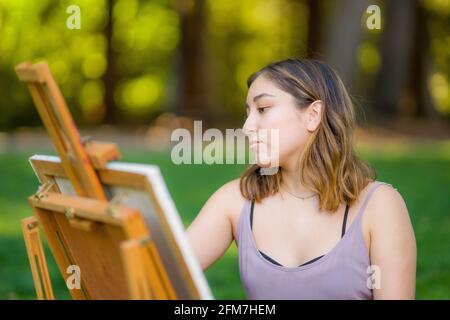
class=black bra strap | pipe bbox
[260,251,282,266]
[341,204,350,238]
[250,200,255,229]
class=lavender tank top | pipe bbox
[237,182,389,300]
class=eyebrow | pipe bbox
[245,93,276,108]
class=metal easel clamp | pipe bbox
[27,220,39,230]
[64,207,76,219]
[64,207,97,232]
[107,205,120,218]
[34,181,55,201]
[139,236,152,246]
[80,136,92,146]
[106,192,128,218]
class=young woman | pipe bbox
[186,58,416,299]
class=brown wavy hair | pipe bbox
[239,58,376,212]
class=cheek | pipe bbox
[256,107,308,164]
[276,117,308,160]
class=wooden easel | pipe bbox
[15,61,177,299]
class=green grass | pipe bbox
[0,142,449,299]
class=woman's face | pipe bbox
[243,74,314,171]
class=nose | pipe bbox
[242,113,257,137]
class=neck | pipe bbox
[280,166,313,197]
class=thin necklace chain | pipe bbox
[280,184,317,200]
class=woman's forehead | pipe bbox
[246,76,286,102]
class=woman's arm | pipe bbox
[367,185,417,299]
[186,179,242,271]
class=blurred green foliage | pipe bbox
[1,0,449,130]
[0,0,179,128]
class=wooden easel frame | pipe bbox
[26,189,176,299]
[27,155,206,299]
[21,216,55,300]
[15,62,113,200]
[14,61,186,299]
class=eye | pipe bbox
[257,106,270,114]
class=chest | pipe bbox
[231,199,371,267]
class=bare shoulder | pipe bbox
[213,178,247,234]
[364,181,412,232]
[207,178,246,218]
[187,179,246,270]
[362,182,416,298]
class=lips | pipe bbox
[249,141,260,149]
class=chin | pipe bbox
[254,152,279,168]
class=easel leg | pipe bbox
[121,237,176,300]
[21,216,55,300]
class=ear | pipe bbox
[306,100,323,132]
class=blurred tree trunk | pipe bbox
[306,0,322,58]
[103,0,117,123]
[173,0,211,122]
[408,1,438,118]
[372,0,416,116]
[323,0,370,86]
